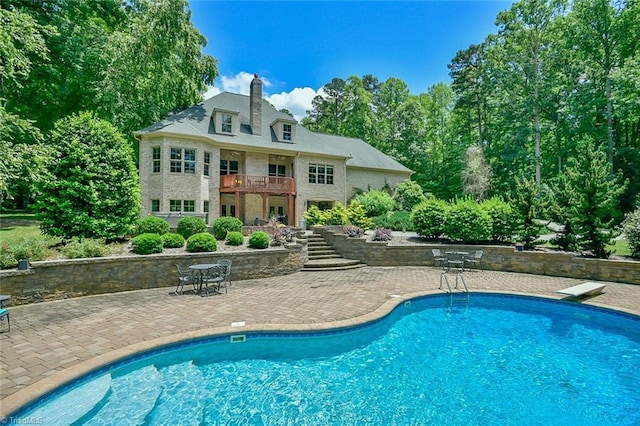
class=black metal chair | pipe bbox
[217,259,232,288]
[431,249,447,268]
[202,264,228,296]
[175,264,198,295]
[465,250,484,270]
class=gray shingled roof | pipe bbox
[136,92,413,174]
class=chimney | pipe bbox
[250,73,262,136]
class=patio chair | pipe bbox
[217,259,232,287]
[446,251,465,272]
[0,308,9,332]
[202,264,228,296]
[175,264,198,295]
[431,249,447,268]
[465,250,484,270]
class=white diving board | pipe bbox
[556,281,607,297]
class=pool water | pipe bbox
[16,294,640,425]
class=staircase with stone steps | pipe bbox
[301,233,365,271]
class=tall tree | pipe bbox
[494,0,566,187]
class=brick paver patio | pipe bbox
[1,267,639,417]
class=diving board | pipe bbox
[556,282,607,297]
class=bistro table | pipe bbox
[188,264,220,295]
[445,251,469,272]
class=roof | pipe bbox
[136,92,413,174]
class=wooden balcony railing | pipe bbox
[220,174,296,194]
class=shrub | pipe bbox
[225,231,245,246]
[212,216,243,240]
[347,201,374,229]
[443,198,491,243]
[136,216,169,236]
[374,210,414,231]
[62,238,112,258]
[343,225,364,238]
[371,227,393,242]
[481,197,517,242]
[176,216,207,239]
[304,205,325,227]
[411,197,448,239]
[324,202,349,225]
[271,228,295,246]
[34,111,140,240]
[248,231,270,249]
[393,179,427,211]
[161,233,185,248]
[186,232,217,252]
[622,208,640,258]
[0,236,56,269]
[352,189,394,217]
[131,233,163,255]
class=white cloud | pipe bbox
[204,71,325,121]
[267,87,321,121]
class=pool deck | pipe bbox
[1,267,639,417]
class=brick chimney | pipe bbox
[250,74,262,136]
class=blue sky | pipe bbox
[189,1,515,119]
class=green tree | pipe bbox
[34,112,140,239]
[511,175,546,249]
[392,179,426,212]
[562,138,627,258]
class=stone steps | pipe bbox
[302,234,365,271]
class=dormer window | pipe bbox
[221,114,232,133]
[283,124,292,141]
[213,108,239,135]
[271,118,297,142]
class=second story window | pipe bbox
[170,148,196,174]
[152,147,161,173]
[203,151,211,177]
[269,164,286,177]
[308,163,334,185]
[221,114,232,133]
[283,124,292,141]
[220,159,239,175]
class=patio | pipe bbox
[1,267,639,417]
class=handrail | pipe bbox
[220,174,296,193]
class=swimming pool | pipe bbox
[13,294,640,425]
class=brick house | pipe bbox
[135,75,413,227]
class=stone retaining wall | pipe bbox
[317,228,640,285]
[0,244,305,306]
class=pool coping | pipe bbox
[4,288,639,418]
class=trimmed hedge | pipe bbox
[162,232,185,248]
[136,216,169,236]
[213,217,243,240]
[186,232,218,252]
[248,231,270,249]
[225,231,245,246]
[176,217,207,239]
[131,233,163,255]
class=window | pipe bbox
[220,159,239,175]
[152,147,161,173]
[203,200,210,213]
[221,114,232,133]
[283,123,292,141]
[203,151,211,177]
[268,164,286,177]
[170,148,182,173]
[221,204,236,217]
[184,149,196,174]
[308,163,334,185]
[183,200,195,212]
[169,200,195,212]
[151,199,160,212]
[170,148,196,174]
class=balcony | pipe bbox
[220,174,296,194]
